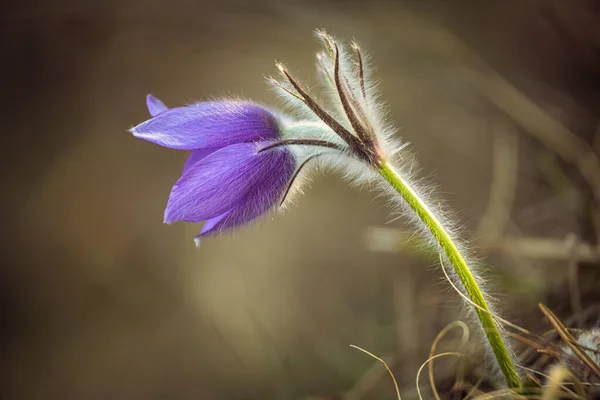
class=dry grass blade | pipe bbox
[471,388,524,399]
[463,375,486,399]
[508,331,560,359]
[416,352,464,400]
[538,304,600,379]
[343,352,395,400]
[349,345,402,400]
[428,321,471,400]
[518,365,585,399]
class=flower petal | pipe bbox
[193,210,232,245]
[146,94,168,117]
[195,148,295,236]
[182,148,219,173]
[131,101,280,150]
[201,210,232,233]
[164,142,294,223]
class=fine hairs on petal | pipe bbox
[130,101,282,150]
[146,94,168,116]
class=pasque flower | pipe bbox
[131,95,295,238]
[131,30,521,387]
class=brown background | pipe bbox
[2,1,600,399]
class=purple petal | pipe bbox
[146,94,168,117]
[201,210,231,233]
[164,142,294,223]
[193,210,232,245]
[195,148,295,236]
[131,101,280,150]
[182,148,219,173]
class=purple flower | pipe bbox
[131,95,296,239]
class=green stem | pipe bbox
[378,161,521,389]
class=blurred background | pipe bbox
[2,0,600,398]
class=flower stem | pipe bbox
[378,160,521,389]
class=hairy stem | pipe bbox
[378,161,521,389]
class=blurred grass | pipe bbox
[2,0,600,399]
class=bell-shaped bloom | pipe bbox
[130,95,296,239]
